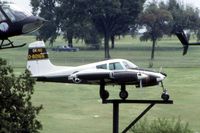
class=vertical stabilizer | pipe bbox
[27,41,55,76]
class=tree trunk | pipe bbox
[67,31,73,47]
[104,33,111,59]
[149,39,156,68]
[68,37,73,47]
[151,39,156,60]
[111,35,115,49]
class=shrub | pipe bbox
[131,118,193,133]
[0,58,43,133]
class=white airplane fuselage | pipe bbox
[27,41,166,87]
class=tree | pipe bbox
[165,0,200,30]
[56,0,90,47]
[31,0,59,46]
[31,0,40,16]
[88,0,145,59]
[138,3,173,67]
[0,58,42,132]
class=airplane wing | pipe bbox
[68,69,113,84]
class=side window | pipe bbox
[0,11,6,21]
[3,8,16,22]
[109,62,124,70]
[96,64,107,69]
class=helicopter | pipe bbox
[0,2,45,50]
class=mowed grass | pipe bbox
[1,35,200,132]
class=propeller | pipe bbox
[159,67,162,73]
[159,67,167,77]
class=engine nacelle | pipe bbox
[136,76,158,88]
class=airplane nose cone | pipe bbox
[22,16,46,34]
[156,73,166,82]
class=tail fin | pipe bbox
[27,41,55,76]
[173,26,189,55]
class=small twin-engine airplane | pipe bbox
[0,2,45,50]
[27,41,169,101]
[174,25,200,55]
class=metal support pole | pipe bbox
[113,102,119,133]
[103,99,173,133]
[122,103,155,133]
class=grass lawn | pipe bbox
[1,35,200,132]
[31,68,200,133]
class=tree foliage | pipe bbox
[161,0,200,40]
[162,0,200,30]
[31,0,59,46]
[84,23,102,50]
[0,58,42,133]
[88,0,145,59]
[56,0,90,47]
[139,3,173,41]
[31,0,145,58]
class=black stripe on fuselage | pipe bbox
[36,76,72,83]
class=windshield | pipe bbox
[123,61,138,69]
[2,4,32,22]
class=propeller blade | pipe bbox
[139,79,143,88]
[159,67,163,73]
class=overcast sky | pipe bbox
[13,0,32,12]
[6,0,200,13]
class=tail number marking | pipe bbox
[28,48,48,60]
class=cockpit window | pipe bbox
[2,4,32,22]
[3,8,15,21]
[109,62,124,70]
[123,61,138,69]
[0,11,6,21]
[96,64,107,69]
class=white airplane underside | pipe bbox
[27,41,169,101]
